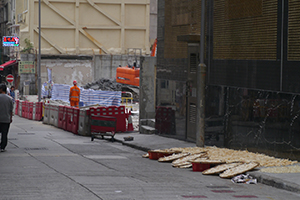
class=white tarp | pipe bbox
[50,84,121,107]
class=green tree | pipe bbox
[21,38,34,54]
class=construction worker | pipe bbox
[69,80,80,108]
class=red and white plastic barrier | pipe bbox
[78,108,90,136]
[16,101,134,136]
[15,100,43,121]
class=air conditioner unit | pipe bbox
[17,13,23,23]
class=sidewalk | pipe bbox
[113,132,300,194]
[4,115,300,195]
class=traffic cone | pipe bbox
[127,111,134,132]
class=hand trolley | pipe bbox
[90,114,117,142]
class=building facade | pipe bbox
[0,0,157,93]
[157,0,300,160]
[16,0,151,55]
[0,0,19,85]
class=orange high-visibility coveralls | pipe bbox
[69,85,80,107]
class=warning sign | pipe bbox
[19,61,35,74]
[6,74,14,83]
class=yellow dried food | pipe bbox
[260,165,300,173]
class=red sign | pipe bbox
[6,74,14,83]
[2,36,19,47]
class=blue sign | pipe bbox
[2,36,19,47]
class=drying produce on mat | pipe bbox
[202,162,242,175]
[172,153,207,167]
[191,158,225,165]
[158,152,190,162]
[142,153,149,158]
[173,162,193,169]
[219,162,259,178]
[260,165,300,173]
[144,146,297,167]
[144,146,298,177]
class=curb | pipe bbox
[114,138,150,153]
[248,172,300,194]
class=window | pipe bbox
[24,0,28,11]
[161,80,169,89]
[3,4,8,22]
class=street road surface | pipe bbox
[0,116,299,200]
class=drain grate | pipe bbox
[18,133,35,135]
[8,138,17,140]
[24,147,48,151]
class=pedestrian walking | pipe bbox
[69,80,80,108]
[1,81,10,96]
[0,83,13,152]
[7,87,10,96]
[10,86,15,103]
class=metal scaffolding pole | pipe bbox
[196,0,207,147]
[38,0,41,102]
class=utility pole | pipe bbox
[196,0,207,147]
[38,0,41,102]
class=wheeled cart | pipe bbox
[90,114,117,142]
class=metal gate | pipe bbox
[186,43,199,141]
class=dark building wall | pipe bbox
[213,0,277,60]
[158,0,300,93]
[157,0,300,160]
[211,0,300,93]
[284,0,300,92]
[157,0,198,82]
[210,0,280,91]
[288,0,300,61]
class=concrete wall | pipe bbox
[20,54,93,93]
[41,59,93,86]
[20,54,145,88]
[94,55,128,80]
[139,56,156,119]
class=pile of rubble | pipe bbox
[82,78,139,101]
[83,78,123,91]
